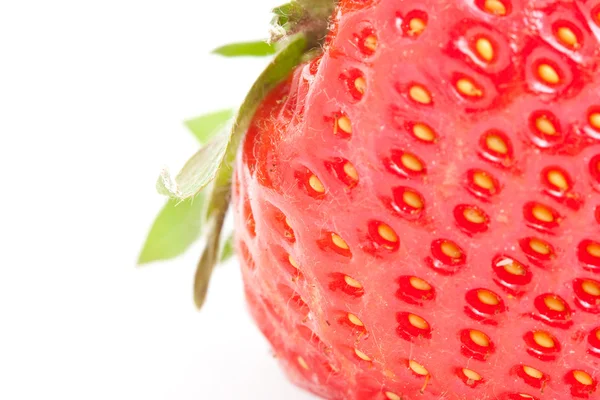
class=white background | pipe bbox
[0,1,315,399]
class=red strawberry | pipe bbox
[231,0,600,398]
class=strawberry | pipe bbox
[229,0,600,398]
[143,0,600,398]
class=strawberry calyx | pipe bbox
[157,1,337,309]
[193,34,308,308]
[271,0,337,46]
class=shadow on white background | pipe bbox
[0,1,316,399]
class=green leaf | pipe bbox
[138,197,205,265]
[272,2,303,27]
[270,0,336,44]
[140,111,233,265]
[156,130,230,199]
[219,233,235,262]
[273,2,302,18]
[193,207,227,308]
[184,109,235,144]
[212,41,277,57]
[157,33,308,203]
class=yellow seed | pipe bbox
[441,241,462,259]
[413,123,436,142]
[409,360,429,376]
[557,26,579,48]
[523,365,544,379]
[457,78,483,97]
[378,224,398,242]
[355,348,371,361]
[348,313,364,327]
[587,242,600,258]
[464,207,486,224]
[285,217,293,228]
[535,115,557,135]
[354,77,366,94]
[309,175,325,193]
[364,35,378,51]
[530,238,551,255]
[486,134,508,154]
[470,330,490,347]
[475,37,494,61]
[538,63,560,84]
[385,392,401,400]
[401,153,424,172]
[532,204,554,223]
[596,329,600,341]
[463,368,482,381]
[410,276,431,291]
[343,162,358,181]
[297,356,310,370]
[544,295,565,312]
[473,170,495,190]
[332,233,349,250]
[477,290,499,305]
[574,370,593,386]
[478,289,499,306]
[533,331,555,348]
[337,116,352,134]
[403,190,424,209]
[484,0,507,15]
[503,259,526,276]
[408,17,427,35]
[344,275,362,288]
[582,280,600,296]
[519,395,534,399]
[288,255,299,269]
[409,85,432,104]
[589,112,600,130]
[408,314,429,330]
[547,169,568,190]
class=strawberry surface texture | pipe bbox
[232,0,600,398]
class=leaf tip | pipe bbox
[156,168,179,197]
[136,255,151,267]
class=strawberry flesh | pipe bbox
[234,0,600,398]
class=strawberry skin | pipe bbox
[233,1,600,398]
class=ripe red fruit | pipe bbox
[233,0,600,398]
